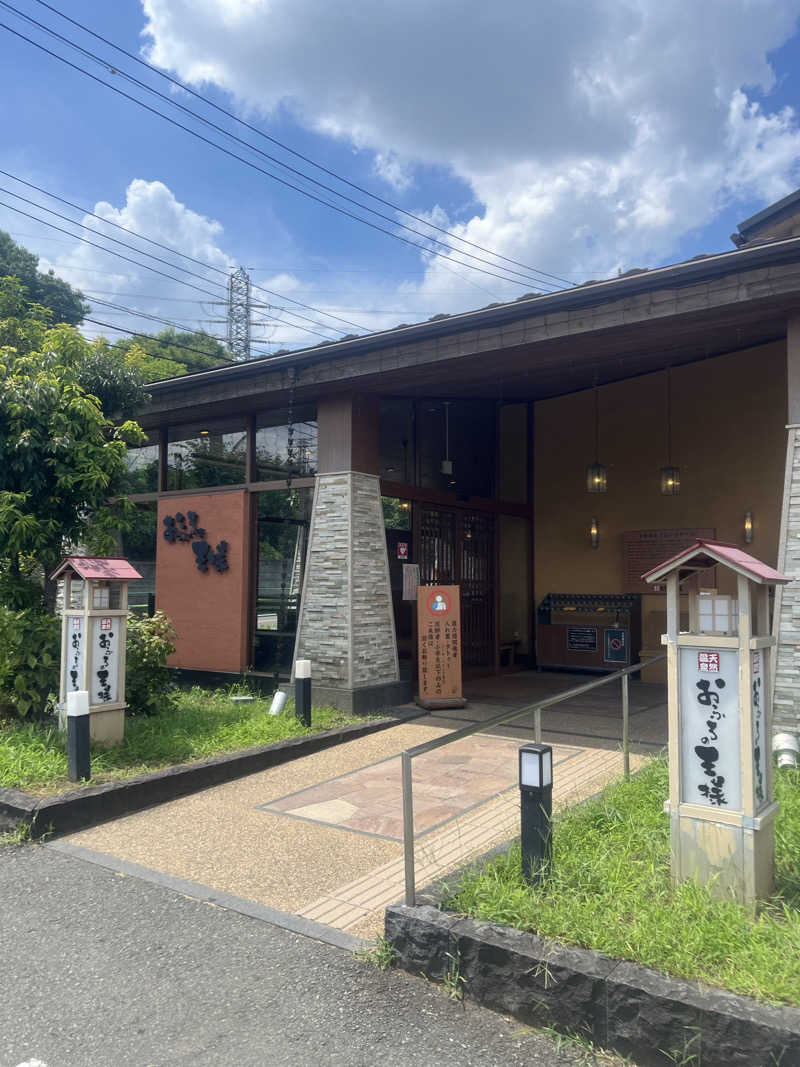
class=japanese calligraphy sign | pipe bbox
[66,616,85,693]
[162,510,230,574]
[91,617,120,705]
[679,647,741,810]
[417,585,463,703]
[751,650,767,811]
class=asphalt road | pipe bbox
[0,843,592,1067]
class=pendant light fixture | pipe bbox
[660,368,680,495]
[440,401,454,478]
[586,386,607,493]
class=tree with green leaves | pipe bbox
[0,230,88,325]
[0,276,145,603]
[111,327,231,380]
[0,276,148,717]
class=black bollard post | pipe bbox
[67,690,91,783]
[519,743,553,885]
[295,659,312,728]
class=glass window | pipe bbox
[382,496,412,530]
[167,419,247,489]
[255,406,317,482]
[418,399,495,499]
[380,397,415,483]
[120,502,157,615]
[498,403,529,503]
[253,489,312,675]
[120,435,159,495]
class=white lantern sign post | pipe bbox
[643,540,791,904]
[51,556,143,746]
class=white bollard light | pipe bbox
[66,690,91,781]
[295,660,312,727]
[269,690,288,716]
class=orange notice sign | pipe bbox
[416,585,466,709]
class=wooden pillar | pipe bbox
[316,394,380,475]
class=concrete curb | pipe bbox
[0,710,420,839]
[384,902,800,1066]
[47,840,366,953]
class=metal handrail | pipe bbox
[401,654,667,905]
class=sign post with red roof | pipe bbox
[643,540,791,903]
[50,557,143,748]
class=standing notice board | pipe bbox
[416,585,467,709]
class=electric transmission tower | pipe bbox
[227,266,252,361]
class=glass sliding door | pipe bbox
[252,489,312,675]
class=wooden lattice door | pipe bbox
[419,506,495,669]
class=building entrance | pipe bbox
[419,506,495,670]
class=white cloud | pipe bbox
[372,152,414,193]
[140,0,800,312]
[31,179,237,347]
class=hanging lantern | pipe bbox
[586,387,607,493]
[660,466,681,495]
[660,369,680,495]
[586,462,608,493]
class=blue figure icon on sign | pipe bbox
[432,595,447,612]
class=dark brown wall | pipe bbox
[156,490,251,673]
[317,394,379,474]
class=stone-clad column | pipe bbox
[292,395,411,712]
[773,425,800,735]
[773,316,800,735]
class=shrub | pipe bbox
[125,611,177,716]
[0,606,60,719]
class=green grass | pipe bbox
[0,687,367,795]
[444,758,800,1007]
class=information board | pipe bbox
[624,529,715,594]
[604,627,628,663]
[566,626,598,652]
[417,585,463,705]
[402,563,420,601]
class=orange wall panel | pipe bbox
[156,490,251,673]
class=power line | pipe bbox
[0,197,228,300]
[0,14,561,295]
[25,0,574,290]
[87,295,225,338]
[82,316,238,366]
[0,195,347,341]
[0,167,232,284]
[0,165,367,334]
[0,182,230,296]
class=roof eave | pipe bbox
[145,234,800,396]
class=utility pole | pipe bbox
[227,266,251,361]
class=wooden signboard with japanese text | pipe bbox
[624,529,715,594]
[416,585,467,709]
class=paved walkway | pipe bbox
[1,845,622,1067]
[55,672,667,945]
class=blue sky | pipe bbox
[2,0,800,354]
